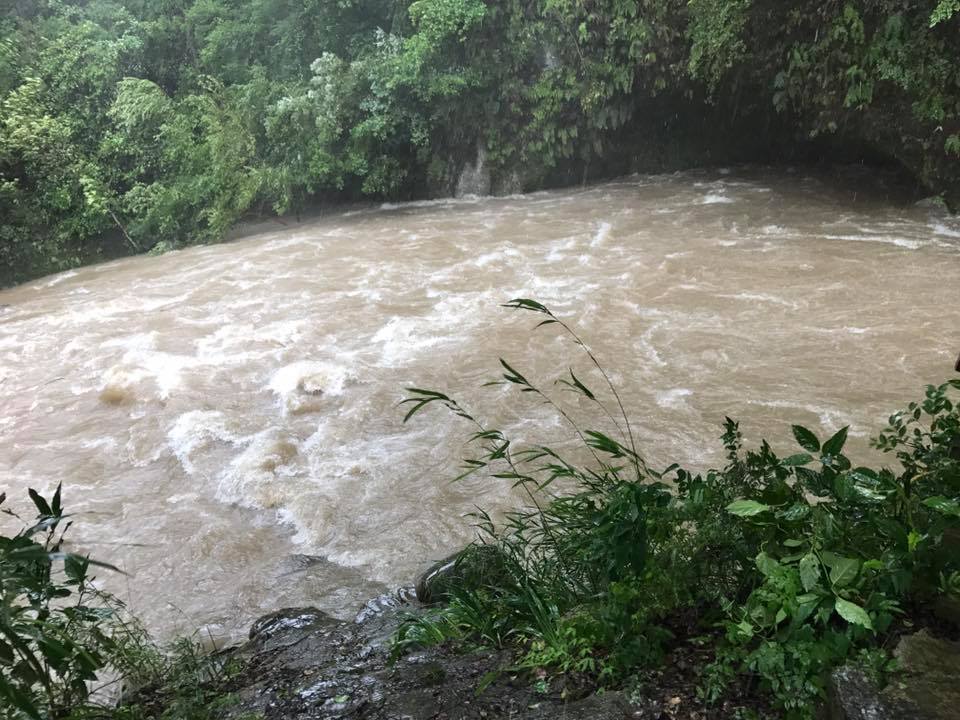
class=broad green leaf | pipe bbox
[828,556,860,588]
[755,552,780,577]
[834,597,873,630]
[923,496,960,517]
[822,426,849,456]
[792,425,820,453]
[726,500,771,517]
[782,453,813,466]
[799,553,820,591]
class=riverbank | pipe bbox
[116,578,960,720]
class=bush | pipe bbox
[396,299,960,718]
[0,487,235,720]
[0,485,128,718]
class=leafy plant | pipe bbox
[0,485,122,719]
[396,299,960,718]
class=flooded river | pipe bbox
[1,168,958,644]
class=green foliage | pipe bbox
[2,0,960,285]
[110,636,245,720]
[687,0,752,92]
[930,0,960,26]
[0,486,246,719]
[0,485,123,719]
[396,300,960,718]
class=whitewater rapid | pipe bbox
[1,167,958,643]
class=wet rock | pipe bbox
[415,544,509,605]
[828,630,960,720]
[220,600,636,720]
[455,142,491,197]
[883,630,960,720]
[914,195,949,212]
[248,607,334,649]
[828,665,908,720]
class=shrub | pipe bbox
[0,487,235,720]
[0,485,122,718]
[396,299,960,718]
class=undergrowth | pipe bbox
[0,487,245,720]
[395,299,960,719]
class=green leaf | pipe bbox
[800,553,821,591]
[792,425,820,453]
[755,552,780,577]
[782,453,813,466]
[65,554,88,582]
[726,500,771,517]
[834,597,873,630]
[828,556,860,588]
[822,426,849,456]
[28,489,51,516]
[51,483,62,515]
[923,496,960,518]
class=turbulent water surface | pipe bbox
[1,168,959,643]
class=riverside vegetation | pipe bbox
[3,0,960,285]
[3,301,959,719]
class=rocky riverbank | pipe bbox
[134,553,960,720]
[208,593,761,720]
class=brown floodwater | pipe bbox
[1,167,958,644]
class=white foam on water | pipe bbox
[474,247,520,268]
[371,316,449,366]
[746,399,853,432]
[591,221,612,247]
[379,195,483,211]
[41,270,79,288]
[930,221,960,238]
[655,388,692,409]
[216,428,301,509]
[718,292,798,309]
[822,234,923,250]
[544,238,578,263]
[269,360,356,415]
[700,193,735,205]
[167,410,245,475]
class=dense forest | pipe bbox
[1,0,959,284]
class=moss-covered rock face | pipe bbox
[883,631,960,720]
[415,544,510,605]
[829,631,960,720]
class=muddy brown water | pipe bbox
[1,168,958,644]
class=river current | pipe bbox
[1,168,958,644]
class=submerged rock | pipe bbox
[415,544,510,605]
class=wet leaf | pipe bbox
[792,425,820,453]
[800,553,820,591]
[822,426,849,456]
[726,500,770,516]
[835,597,873,630]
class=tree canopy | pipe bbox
[1,0,958,284]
